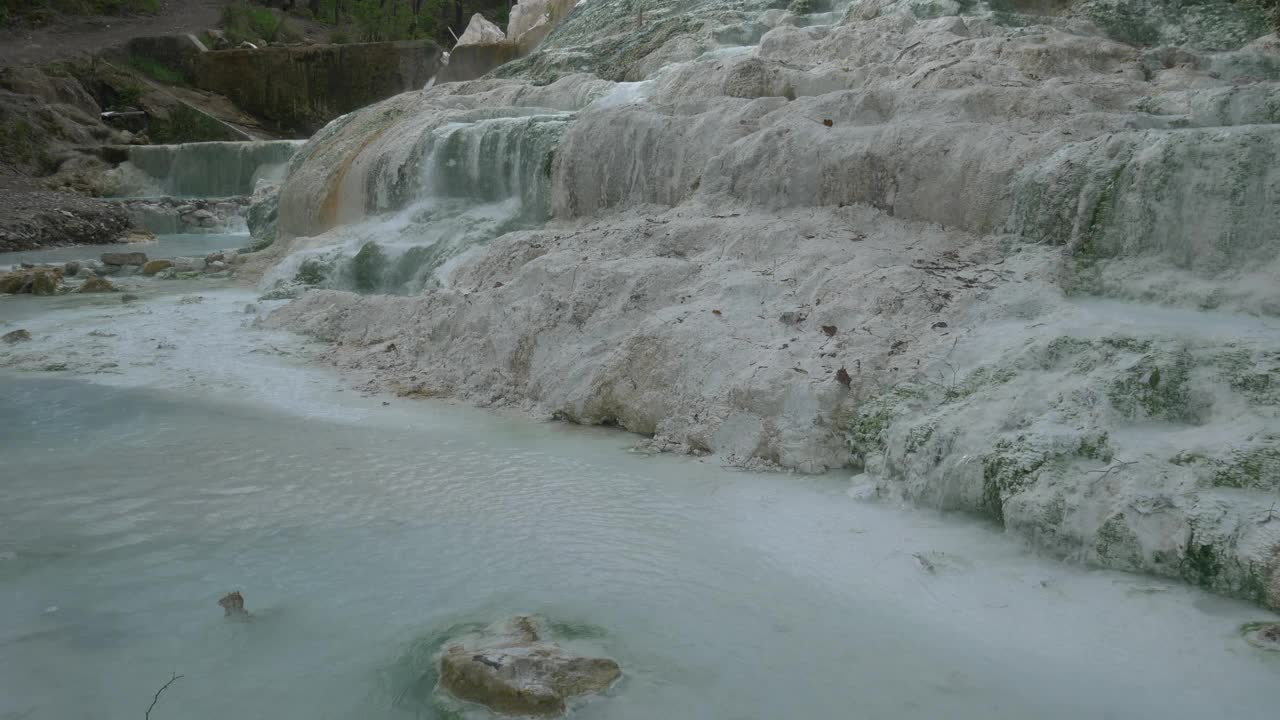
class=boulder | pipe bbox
[2,329,32,343]
[30,270,59,296]
[0,271,26,294]
[101,252,148,266]
[142,259,174,275]
[64,261,81,276]
[457,13,507,46]
[78,277,117,293]
[1,268,64,295]
[437,616,620,717]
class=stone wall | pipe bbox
[193,40,444,136]
[436,42,524,84]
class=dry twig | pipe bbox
[145,673,184,720]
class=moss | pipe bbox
[1181,533,1222,589]
[129,55,184,85]
[350,242,388,293]
[1088,2,1161,45]
[1211,444,1280,491]
[1095,514,1145,570]
[1180,531,1271,604]
[946,366,1017,401]
[904,422,936,453]
[295,259,330,286]
[1214,349,1280,406]
[1099,335,1153,354]
[981,438,1048,524]
[1077,431,1113,461]
[1107,349,1204,423]
[148,104,238,143]
[1041,336,1095,371]
[849,405,895,464]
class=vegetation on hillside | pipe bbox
[254,0,514,46]
[0,0,159,27]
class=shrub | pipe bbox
[130,55,184,85]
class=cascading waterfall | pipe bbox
[269,111,570,295]
[107,140,306,198]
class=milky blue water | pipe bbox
[1,366,1277,720]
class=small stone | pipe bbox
[207,260,227,272]
[76,267,97,278]
[2,329,32,343]
[1244,623,1280,651]
[142,259,174,275]
[779,311,807,325]
[78,276,117,293]
[178,295,204,305]
[101,252,148,266]
[20,262,34,269]
[218,591,251,618]
[121,293,140,303]
[205,252,225,263]
[64,261,81,276]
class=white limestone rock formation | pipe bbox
[260,0,1280,609]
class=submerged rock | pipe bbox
[2,329,32,343]
[1244,622,1280,651]
[77,277,117,293]
[437,616,620,716]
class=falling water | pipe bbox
[108,140,306,198]
[268,111,569,295]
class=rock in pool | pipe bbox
[78,277,117,293]
[142,259,173,275]
[1,267,63,295]
[438,616,621,717]
[101,252,148,267]
[3,328,32,343]
[1245,623,1280,651]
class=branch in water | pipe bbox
[145,673,184,720]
